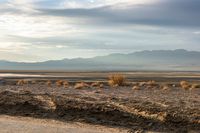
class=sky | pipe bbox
[0,0,200,62]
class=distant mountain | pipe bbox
[0,49,200,71]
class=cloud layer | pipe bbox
[0,0,200,62]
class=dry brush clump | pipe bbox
[138,80,157,86]
[132,85,140,90]
[137,80,158,89]
[74,82,90,89]
[108,74,126,87]
[31,80,37,84]
[99,83,104,88]
[91,81,104,89]
[180,81,191,90]
[161,84,170,91]
[17,80,23,85]
[46,80,52,87]
[191,83,200,90]
[63,81,69,88]
[56,80,64,87]
[17,80,28,86]
[138,82,146,87]
[180,81,200,90]
[55,80,70,88]
[91,81,100,87]
[146,80,157,86]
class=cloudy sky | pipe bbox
[0,0,200,62]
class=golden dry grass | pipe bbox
[108,74,126,87]
[31,81,37,84]
[146,80,156,86]
[180,81,191,90]
[161,84,170,91]
[138,82,146,87]
[91,81,105,89]
[17,80,28,85]
[74,82,90,89]
[99,83,104,88]
[180,81,189,86]
[191,83,200,90]
[132,85,140,90]
[17,80,23,85]
[46,80,52,87]
[56,80,63,87]
[23,80,28,84]
[63,81,69,88]
[91,81,100,87]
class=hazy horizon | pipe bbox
[0,0,200,62]
[0,49,199,63]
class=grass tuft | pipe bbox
[31,81,37,84]
[108,74,126,87]
[132,85,140,90]
[74,82,90,89]
[17,80,28,85]
[63,81,69,88]
[180,81,191,90]
[46,80,52,87]
[91,81,100,87]
[56,80,63,87]
[191,83,200,89]
[146,80,156,86]
[161,84,170,91]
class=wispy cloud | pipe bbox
[38,0,200,27]
[0,0,200,62]
[59,0,157,9]
[0,43,29,52]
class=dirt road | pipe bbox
[0,115,126,133]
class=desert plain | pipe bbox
[0,71,199,133]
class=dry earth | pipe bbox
[0,71,200,133]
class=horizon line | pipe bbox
[0,49,197,63]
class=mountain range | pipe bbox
[0,49,200,71]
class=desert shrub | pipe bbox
[63,81,69,88]
[74,82,90,89]
[91,81,100,87]
[138,82,146,87]
[180,81,191,90]
[132,85,140,90]
[180,81,189,86]
[191,84,200,89]
[99,83,104,88]
[17,80,24,85]
[31,81,36,84]
[56,80,63,87]
[146,80,156,86]
[108,74,126,87]
[24,80,28,84]
[91,81,105,88]
[161,84,170,90]
[17,80,28,85]
[46,80,52,87]
[182,84,191,90]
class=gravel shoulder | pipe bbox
[0,115,126,133]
